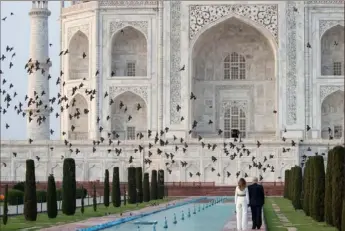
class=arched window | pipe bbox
[224,106,246,138]
[224,52,246,80]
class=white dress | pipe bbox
[234,186,249,231]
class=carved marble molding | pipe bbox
[67,24,89,42]
[319,20,344,37]
[109,21,148,38]
[189,4,278,42]
[320,85,344,103]
[306,0,345,4]
[100,0,158,7]
[109,86,148,103]
[221,100,248,114]
[170,1,182,124]
[286,2,297,125]
[215,85,254,130]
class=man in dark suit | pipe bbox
[248,177,265,229]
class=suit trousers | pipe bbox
[250,205,263,229]
[236,197,248,230]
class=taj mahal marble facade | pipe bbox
[1,0,344,185]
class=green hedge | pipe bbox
[56,188,86,200]
[3,184,8,225]
[311,155,325,222]
[127,167,137,204]
[12,182,25,192]
[112,167,121,207]
[135,167,143,203]
[104,169,110,207]
[7,189,24,205]
[303,159,310,216]
[331,146,345,230]
[292,166,302,210]
[150,170,158,200]
[24,159,37,221]
[158,170,165,199]
[342,197,345,231]
[284,169,290,199]
[143,172,150,202]
[62,158,76,215]
[47,174,57,219]
[308,157,315,217]
[325,149,334,225]
[36,190,47,203]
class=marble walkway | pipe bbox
[222,206,267,231]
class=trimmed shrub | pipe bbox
[57,187,86,200]
[123,184,126,206]
[150,170,158,200]
[12,182,25,192]
[303,159,310,216]
[292,166,302,210]
[112,167,121,207]
[104,169,110,207]
[342,197,345,231]
[3,184,8,225]
[143,172,150,202]
[288,167,295,201]
[127,167,137,204]
[311,155,325,221]
[7,189,24,205]
[81,186,85,214]
[47,174,57,219]
[136,167,143,203]
[309,157,315,217]
[62,158,76,215]
[284,170,290,199]
[158,170,165,199]
[325,149,334,225]
[332,146,345,230]
[36,190,47,203]
[24,159,37,221]
[93,184,97,212]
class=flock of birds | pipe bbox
[0,6,341,182]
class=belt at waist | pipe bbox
[237,194,246,197]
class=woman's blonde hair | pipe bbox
[238,178,246,190]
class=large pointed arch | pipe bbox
[190,16,277,139]
[68,93,89,140]
[110,26,147,77]
[68,30,89,80]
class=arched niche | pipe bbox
[185,164,199,182]
[111,91,147,140]
[321,90,344,139]
[68,31,89,80]
[111,26,147,77]
[321,25,344,76]
[191,17,276,138]
[68,94,89,140]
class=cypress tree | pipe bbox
[325,149,334,225]
[81,186,85,214]
[24,159,37,221]
[143,172,150,202]
[303,159,310,216]
[127,167,137,204]
[284,169,290,198]
[47,174,58,219]
[151,170,158,200]
[309,157,315,217]
[158,170,165,199]
[104,169,110,207]
[112,167,121,207]
[93,184,97,212]
[311,155,325,221]
[292,166,302,210]
[135,167,143,203]
[342,198,345,231]
[332,146,345,230]
[288,167,295,201]
[2,184,8,225]
[62,158,76,215]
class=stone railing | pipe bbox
[61,1,98,15]
[99,0,158,8]
[68,132,89,140]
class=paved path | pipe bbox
[222,206,266,231]
[40,197,193,231]
[271,203,296,231]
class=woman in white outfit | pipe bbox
[234,178,249,231]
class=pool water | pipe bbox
[103,197,235,231]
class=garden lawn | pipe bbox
[266,197,337,231]
[1,198,178,231]
[263,198,286,231]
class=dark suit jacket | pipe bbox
[248,183,265,206]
